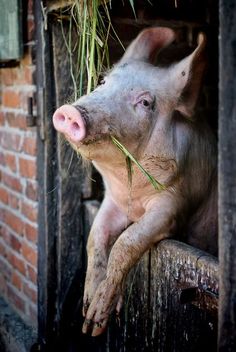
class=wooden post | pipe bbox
[219,0,236,350]
[34,1,58,349]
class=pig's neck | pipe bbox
[92,156,174,222]
[94,160,144,221]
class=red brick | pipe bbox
[0,151,5,165]
[28,0,34,15]
[2,90,21,108]
[8,252,26,275]
[10,233,22,252]
[0,111,4,126]
[0,207,4,222]
[0,226,10,245]
[0,187,8,204]
[21,52,32,66]
[22,241,37,266]
[7,285,25,313]
[1,131,22,152]
[23,282,37,303]
[12,271,23,290]
[19,157,36,179]
[0,273,7,295]
[8,193,20,210]
[27,18,35,42]
[6,112,27,130]
[27,265,37,285]
[22,137,37,156]
[25,223,37,244]
[24,66,34,85]
[0,241,7,258]
[0,257,11,279]
[2,172,22,193]
[25,180,38,201]
[4,210,24,235]
[5,153,17,172]
[21,201,38,222]
[1,68,17,86]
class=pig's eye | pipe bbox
[135,92,155,111]
[99,78,106,85]
[142,99,150,107]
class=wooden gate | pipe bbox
[34,0,236,351]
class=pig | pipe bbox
[52,27,217,337]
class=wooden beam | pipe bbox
[219,0,236,350]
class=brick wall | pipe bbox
[0,0,38,327]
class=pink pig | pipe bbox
[53,27,217,336]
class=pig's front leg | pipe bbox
[83,196,128,316]
[82,194,178,336]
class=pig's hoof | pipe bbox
[82,279,120,336]
[83,269,107,316]
[92,321,108,337]
[82,318,108,336]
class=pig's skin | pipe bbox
[53,28,217,336]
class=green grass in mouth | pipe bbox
[111,136,165,191]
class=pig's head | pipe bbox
[53,27,206,162]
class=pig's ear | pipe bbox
[171,33,207,117]
[120,27,175,64]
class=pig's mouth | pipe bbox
[78,133,111,146]
[73,105,117,146]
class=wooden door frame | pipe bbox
[34,0,236,350]
[218,0,236,350]
[35,1,59,349]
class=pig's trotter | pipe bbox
[82,279,121,336]
[82,197,176,336]
[83,265,106,316]
[82,196,128,317]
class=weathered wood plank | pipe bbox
[98,239,219,352]
[219,0,236,350]
[35,3,59,349]
[107,252,150,352]
[150,240,218,352]
[52,21,85,332]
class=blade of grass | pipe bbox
[79,4,87,97]
[126,156,133,189]
[87,0,97,93]
[127,0,136,18]
[62,0,136,98]
[111,136,165,191]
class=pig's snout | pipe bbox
[53,104,86,143]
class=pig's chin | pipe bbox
[68,133,111,161]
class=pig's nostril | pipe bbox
[72,122,80,130]
[57,114,65,122]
